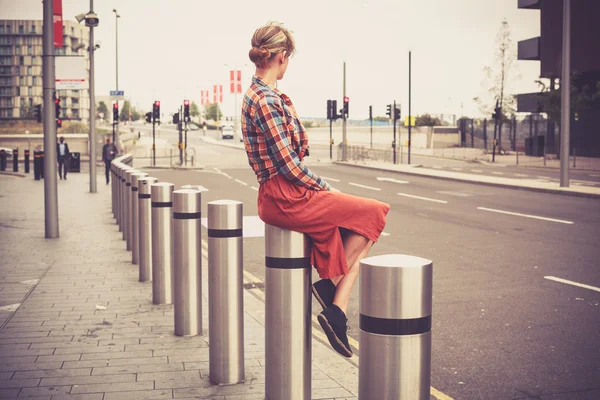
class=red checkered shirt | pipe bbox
[241,76,330,191]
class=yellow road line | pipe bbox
[202,239,453,400]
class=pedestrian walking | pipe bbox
[241,23,390,358]
[102,138,118,184]
[56,136,70,180]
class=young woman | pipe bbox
[241,22,390,358]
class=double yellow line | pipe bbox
[201,239,453,400]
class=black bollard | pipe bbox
[12,149,18,172]
[40,151,44,179]
[33,151,41,180]
[24,150,30,173]
[0,149,6,171]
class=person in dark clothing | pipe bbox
[56,136,70,180]
[102,138,118,184]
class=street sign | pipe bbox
[110,90,124,96]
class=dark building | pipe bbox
[517,0,600,157]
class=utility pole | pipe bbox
[42,0,59,238]
[178,106,183,165]
[342,62,347,161]
[88,0,97,193]
[369,105,373,149]
[408,51,412,165]
[560,0,571,187]
[112,10,120,147]
[492,99,499,162]
[393,100,397,164]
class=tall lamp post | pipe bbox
[76,4,99,193]
[112,9,120,145]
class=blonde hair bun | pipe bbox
[249,22,296,68]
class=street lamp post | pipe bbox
[112,9,120,145]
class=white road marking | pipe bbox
[349,182,381,191]
[19,279,39,285]
[514,173,529,177]
[451,167,463,171]
[432,165,443,169]
[537,176,551,179]
[492,172,504,175]
[0,303,21,312]
[234,179,248,186]
[436,191,471,197]
[251,186,259,191]
[376,177,409,184]
[471,169,483,173]
[380,232,391,236]
[321,176,340,182]
[544,276,600,293]
[588,173,600,178]
[397,192,448,204]
[214,167,233,179]
[477,207,574,225]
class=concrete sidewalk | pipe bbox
[0,173,360,399]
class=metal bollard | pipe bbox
[111,163,117,217]
[124,169,138,250]
[358,254,433,400]
[173,188,202,336]
[12,149,18,172]
[33,151,41,180]
[265,224,312,400]
[116,164,125,226]
[138,177,158,282]
[151,182,175,305]
[118,165,130,233]
[24,150,30,173]
[131,172,148,265]
[208,200,244,385]
[0,149,6,171]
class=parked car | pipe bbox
[221,125,234,139]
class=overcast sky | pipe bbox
[1,0,542,119]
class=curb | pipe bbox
[333,161,600,199]
[0,171,26,178]
[140,165,205,171]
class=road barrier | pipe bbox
[124,169,138,251]
[151,182,175,305]
[138,177,158,282]
[173,188,203,336]
[265,224,312,400]
[358,254,433,400]
[207,200,245,385]
[131,172,149,265]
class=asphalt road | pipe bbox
[140,139,600,400]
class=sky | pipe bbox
[1,0,543,119]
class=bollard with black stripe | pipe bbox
[207,200,244,385]
[24,149,30,173]
[265,224,312,400]
[111,163,118,217]
[138,177,158,282]
[118,165,131,234]
[173,188,203,337]
[131,172,148,265]
[358,254,433,400]
[151,182,175,305]
[124,169,138,250]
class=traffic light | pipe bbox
[394,107,401,121]
[369,105,372,121]
[153,101,160,120]
[492,106,501,120]
[56,118,62,128]
[183,100,190,122]
[386,104,392,119]
[145,112,152,123]
[327,100,332,120]
[173,112,180,124]
[34,104,42,123]
[113,103,119,122]
[343,96,349,118]
[55,98,60,119]
[331,100,338,120]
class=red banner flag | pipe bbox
[213,85,217,104]
[53,0,63,48]
[230,70,235,94]
[236,70,242,94]
[219,85,223,103]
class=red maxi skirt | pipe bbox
[258,174,390,279]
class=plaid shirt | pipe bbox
[241,76,330,191]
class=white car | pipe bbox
[221,126,234,140]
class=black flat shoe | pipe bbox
[317,304,352,358]
[312,279,336,310]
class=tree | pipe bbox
[190,101,200,118]
[473,19,519,121]
[536,74,600,123]
[119,100,132,122]
[204,103,222,121]
[97,101,108,119]
[415,114,442,127]
[131,108,141,122]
